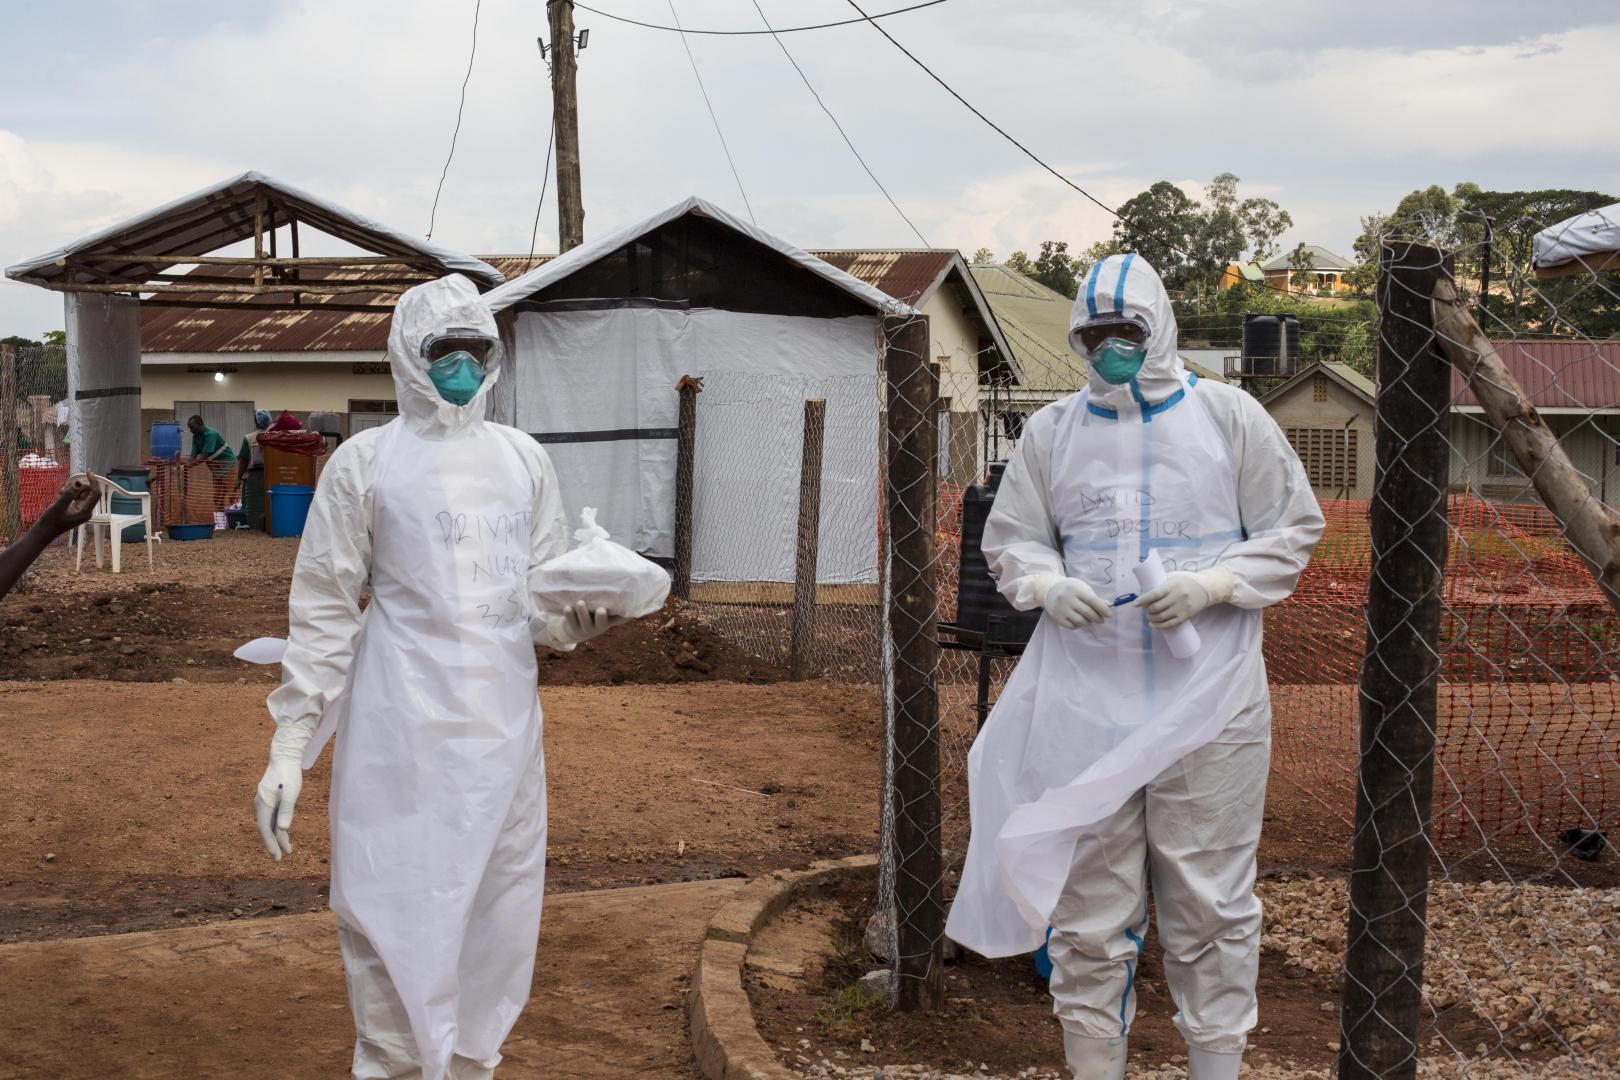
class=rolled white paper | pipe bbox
[1132,549,1202,659]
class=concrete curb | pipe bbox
[689,854,879,1080]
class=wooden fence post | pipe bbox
[883,313,943,1012]
[1339,242,1452,1080]
[791,398,827,680]
[673,375,702,601]
[1,345,19,540]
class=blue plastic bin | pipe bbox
[269,484,315,538]
[107,466,150,542]
[150,422,182,461]
[168,522,213,542]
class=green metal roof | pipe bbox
[969,263,1225,392]
[1261,244,1356,271]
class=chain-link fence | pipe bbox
[1325,215,1620,1078]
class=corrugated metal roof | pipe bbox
[808,250,955,306]
[143,251,958,354]
[142,257,549,353]
[1454,339,1620,410]
[1261,244,1355,272]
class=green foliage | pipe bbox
[970,247,995,265]
[1177,287,1378,378]
[1110,174,1292,299]
[1368,183,1619,337]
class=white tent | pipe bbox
[1533,202,1620,277]
[486,196,914,586]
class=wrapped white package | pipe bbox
[534,507,671,618]
[234,636,289,665]
[1132,549,1202,659]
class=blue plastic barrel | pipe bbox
[269,484,315,538]
[1034,926,1054,981]
[108,466,150,542]
[150,422,182,461]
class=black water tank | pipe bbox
[955,462,1038,649]
[1241,313,1300,376]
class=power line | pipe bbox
[667,0,755,224]
[573,0,947,36]
[750,0,930,247]
[427,0,482,239]
[839,0,1312,301]
[527,115,556,262]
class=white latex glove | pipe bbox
[255,722,314,861]
[1135,568,1236,629]
[545,600,629,647]
[1030,573,1111,629]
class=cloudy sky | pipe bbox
[2,0,1617,335]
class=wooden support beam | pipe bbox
[64,253,423,268]
[40,282,411,297]
[673,375,703,601]
[138,299,399,314]
[253,192,265,289]
[791,398,827,681]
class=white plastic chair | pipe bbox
[75,474,155,574]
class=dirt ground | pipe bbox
[3,532,783,685]
[0,679,879,944]
[0,879,739,1079]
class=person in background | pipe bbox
[238,410,272,488]
[0,475,96,599]
[188,414,236,511]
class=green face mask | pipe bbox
[427,350,486,406]
[1091,338,1148,385]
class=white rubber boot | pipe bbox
[1063,1030,1127,1080]
[1186,1045,1242,1080]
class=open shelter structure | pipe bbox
[4,171,501,475]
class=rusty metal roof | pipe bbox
[142,250,995,356]
[1453,339,1620,410]
[142,257,548,353]
[808,250,955,306]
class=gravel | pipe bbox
[1261,873,1620,1069]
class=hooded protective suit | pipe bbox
[263,275,577,1079]
[944,255,1323,1068]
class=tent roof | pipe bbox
[4,170,502,290]
[485,196,913,317]
[1533,202,1620,276]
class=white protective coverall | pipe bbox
[944,255,1323,1068]
[265,275,578,1079]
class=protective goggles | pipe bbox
[1070,314,1150,356]
[420,328,503,367]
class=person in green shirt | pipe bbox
[187,414,237,512]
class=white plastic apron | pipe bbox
[327,419,548,1078]
[946,378,1266,958]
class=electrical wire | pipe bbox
[667,0,756,223]
[750,0,930,247]
[573,0,947,36]
[839,0,1313,300]
[527,115,557,262]
[427,0,482,239]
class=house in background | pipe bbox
[1262,245,1357,296]
[969,262,1226,461]
[1256,360,1377,501]
[1219,261,1266,289]
[141,246,1012,486]
[1259,340,1620,508]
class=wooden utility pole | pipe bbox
[790,398,827,680]
[1339,243,1452,1080]
[673,376,703,600]
[547,0,585,251]
[1,345,19,540]
[882,313,943,1012]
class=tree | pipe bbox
[1005,250,1036,278]
[1030,240,1080,298]
[1111,174,1292,298]
[970,247,995,265]
[1,335,41,350]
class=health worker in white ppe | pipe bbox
[945,254,1324,1080]
[251,274,624,1080]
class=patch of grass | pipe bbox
[812,980,886,1035]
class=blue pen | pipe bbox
[1112,593,1138,607]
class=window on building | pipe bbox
[1487,439,1520,477]
[1286,426,1358,490]
[1313,375,1329,403]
